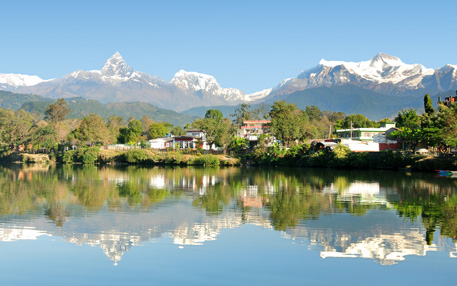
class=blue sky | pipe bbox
[1,0,456,93]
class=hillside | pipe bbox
[0,91,197,126]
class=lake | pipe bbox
[0,164,456,285]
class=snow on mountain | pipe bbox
[0,73,48,87]
[271,53,457,96]
[100,52,134,78]
[169,70,269,102]
[309,53,434,85]
[246,88,272,101]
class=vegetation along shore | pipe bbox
[1,93,457,172]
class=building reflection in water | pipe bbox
[0,166,456,266]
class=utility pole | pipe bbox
[350,121,353,140]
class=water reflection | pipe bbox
[0,165,457,266]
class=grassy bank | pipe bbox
[2,145,456,172]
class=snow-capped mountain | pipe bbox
[0,73,49,90]
[170,70,267,102]
[6,52,269,111]
[270,53,457,97]
[2,52,457,113]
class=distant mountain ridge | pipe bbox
[267,53,457,98]
[0,52,268,111]
[0,91,197,126]
[1,52,456,117]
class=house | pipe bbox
[185,128,206,139]
[236,120,274,147]
[438,91,457,107]
[174,135,200,149]
[336,122,397,141]
[148,137,174,149]
[183,128,221,150]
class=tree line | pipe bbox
[1,93,456,154]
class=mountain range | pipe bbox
[0,52,456,119]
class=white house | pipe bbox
[148,137,174,149]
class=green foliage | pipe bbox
[171,126,186,136]
[147,122,168,139]
[73,114,109,145]
[333,143,351,159]
[60,147,99,164]
[44,98,71,122]
[193,109,229,147]
[192,154,220,166]
[123,150,155,164]
[424,94,435,116]
[394,109,420,129]
[269,101,309,147]
[336,114,378,129]
[228,137,248,153]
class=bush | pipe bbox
[62,150,77,164]
[123,150,154,164]
[61,147,99,164]
[81,147,99,164]
[192,154,220,166]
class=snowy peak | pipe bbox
[170,70,270,102]
[100,52,133,78]
[170,70,221,93]
[369,53,404,67]
[302,53,434,85]
[0,73,48,87]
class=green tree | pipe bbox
[390,109,423,152]
[269,101,308,147]
[231,103,253,128]
[147,122,168,139]
[435,104,457,149]
[305,105,322,121]
[73,114,109,145]
[336,114,378,129]
[171,126,186,136]
[394,109,420,129]
[107,115,124,143]
[45,98,71,122]
[30,124,58,151]
[118,120,143,144]
[193,109,228,147]
[424,94,435,116]
[140,115,154,133]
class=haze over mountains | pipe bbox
[0,52,456,119]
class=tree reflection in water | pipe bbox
[0,164,456,263]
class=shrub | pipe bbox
[193,154,220,166]
[123,150,154,164]
[62,150,77,164]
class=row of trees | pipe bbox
[0,98,186,152]
[3,93,457,154]
[390,94,457,152]
[0,98,377,152]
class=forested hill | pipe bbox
[0,91,198,126]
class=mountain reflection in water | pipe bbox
[0,164,456,267]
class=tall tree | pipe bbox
[424,94,435,116]
[118,119,143,144]
[45,98,71,122]
[147,122,168,139]
[193,109,228,147]
[269,101,308,147]
[73,114,109,145]
[107,115,124,143]
[231,103,253,128]
[140,115,154,133]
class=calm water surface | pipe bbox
[0,164,456,285]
